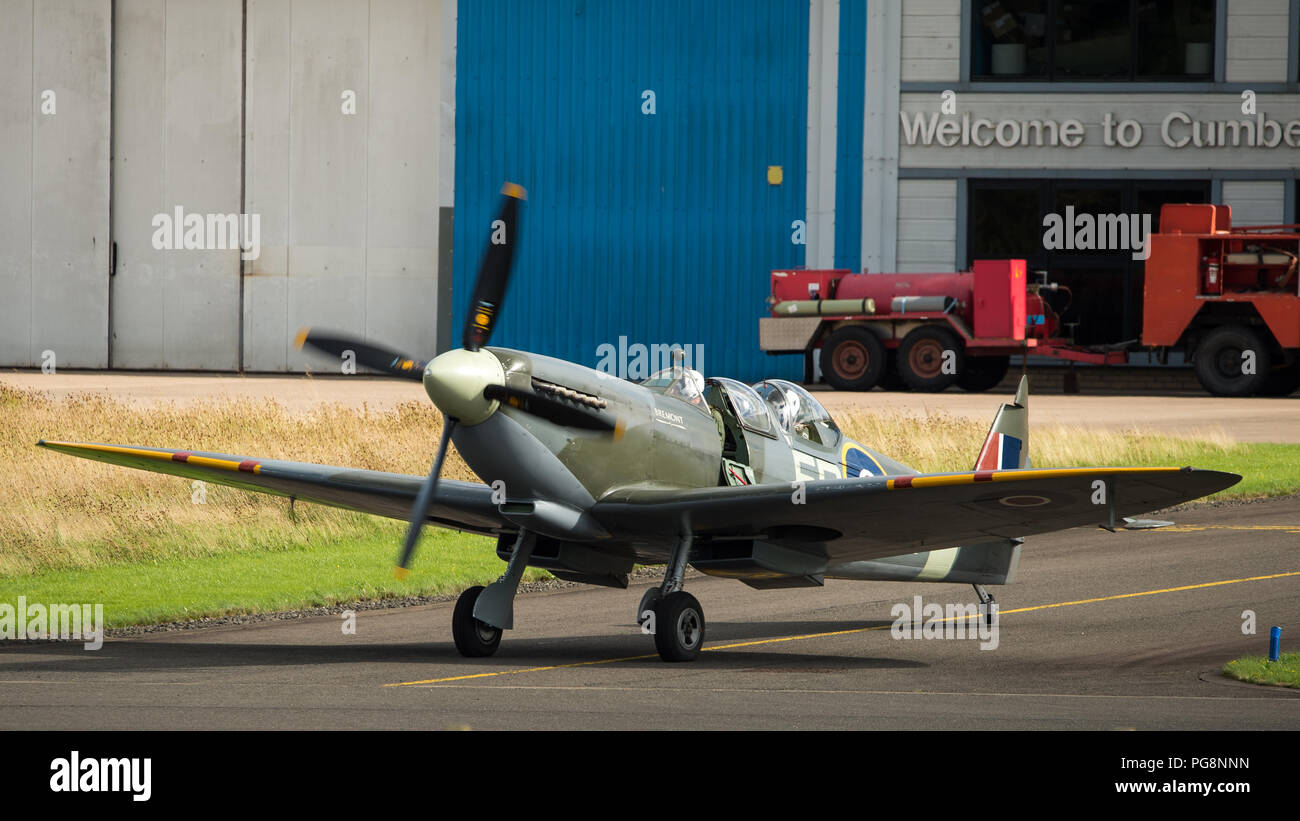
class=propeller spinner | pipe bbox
[296,182,614,578]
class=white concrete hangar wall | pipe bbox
[0,0,454,371]
[243,0,455,372]
[0,0,112,368]
[111,0,243,369]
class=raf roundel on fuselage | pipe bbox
[842,443,886,478]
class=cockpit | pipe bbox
[752,379,841,448]
[639,365,708,411]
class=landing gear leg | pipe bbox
[473,529,536,630]
[973,583,996,627]
[651,533,705,662]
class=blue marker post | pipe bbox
[1269,626,1281,662]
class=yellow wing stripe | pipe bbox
[38,441,262,475]
[885,466,1182,490]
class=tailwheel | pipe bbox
[653,591,705,662]
[452,585,502,657]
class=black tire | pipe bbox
[652,591,705,662]
[897,325,963,392]
[1257,360,1300,396]
[957,355,1010,393]
[822,326,885,391]
[637,587,661,628]
[1193,325,1271,397]
[452,585,502,658]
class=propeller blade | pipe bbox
[295,328,427,380]
[393,417,458,578]
[483,384,616,432]
[463,182,526,352]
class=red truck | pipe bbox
[760,204,1300,396]
[1142,204,1300,396]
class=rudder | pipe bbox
[974,375,1029,471]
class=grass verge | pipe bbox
[0,514,548,628]
[1223,652,1300,689]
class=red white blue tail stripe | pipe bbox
[976,432,1022,471]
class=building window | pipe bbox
[972,0,1215,81]
[967,179,1209,345]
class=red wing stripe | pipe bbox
[974,470,995,482]
[893,476,913,488]
[172,451,192,463]
[238,460,260,473]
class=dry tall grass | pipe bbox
[1,384,1236,576]
[1,384,475,575]
[833,408,1236,474]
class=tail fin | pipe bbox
[974,375,1029,471]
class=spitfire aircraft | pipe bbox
[39,184,1240,662]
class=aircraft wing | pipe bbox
[37,440,509,536]
[592,467,1240,563]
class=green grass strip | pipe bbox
[1223,652,1300,689]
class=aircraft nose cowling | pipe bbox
[423,348,504,425]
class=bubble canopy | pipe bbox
[752,379,841,447]
[706,377,776,436]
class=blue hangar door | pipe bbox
[455,0,809,382]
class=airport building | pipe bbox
[3,1,1299,379]
[875,0,1300,349]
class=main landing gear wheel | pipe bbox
[452,585,502,658]
[653,591,705,662]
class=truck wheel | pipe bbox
[898,326,963,392]
[822,327,885,391]
[957,356,1010,393]
[1257,360,1300,396]
[1194,325,1271,396]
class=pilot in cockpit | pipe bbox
[642,348,708,411]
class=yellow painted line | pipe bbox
[994,570,1300,616]
[1150,524,1300,533]
[385,569,1298,688]
[385,652,658,687]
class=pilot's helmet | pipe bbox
[771,387,795,430]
